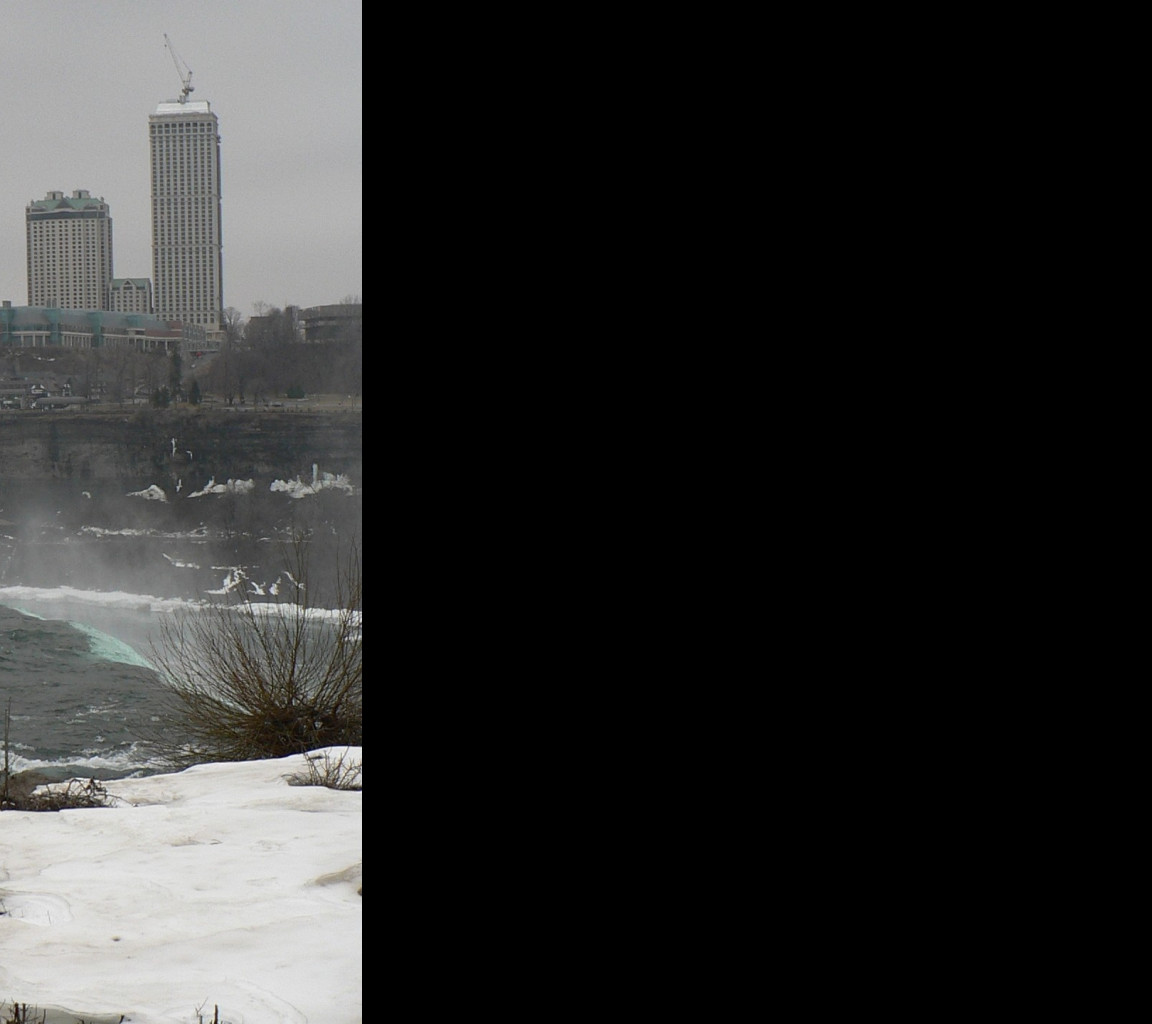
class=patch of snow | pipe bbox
[127,485,167,502]
[187,478,256,498]
[270,471,356,499]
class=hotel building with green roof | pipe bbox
[25,190,113,311]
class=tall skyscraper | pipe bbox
[25,190,113,310]
[149,99,223,337]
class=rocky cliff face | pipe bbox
[0,408,363,490]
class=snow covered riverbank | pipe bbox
[0,747,362,1023]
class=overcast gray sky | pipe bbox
[0,0,362,320]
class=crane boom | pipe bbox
[164,33,194,103]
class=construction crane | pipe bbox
[164,33,194,103]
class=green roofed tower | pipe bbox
[26,190,114,311]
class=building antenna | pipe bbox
[164,33,194,103]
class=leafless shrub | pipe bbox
[286,748,363,790]
[2,1003,46,1024]
[144,537,362,769]
[1,775,112,813]
[1,1001,124,1023]
[20,777,112,812]
[194,999,223,1024]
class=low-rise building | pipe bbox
[300,304,362,343]
[0,301,204,353]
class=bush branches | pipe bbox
[143,536,362,768]
[286,748,363,790]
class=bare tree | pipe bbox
[249,371,271,407]
[140,350,163,398]
[207,340,240,405]
[168,350,183,403]
[285,305,302,343]
[105,345,133,406]
[78,348,102,399]
[143,538,362,769]
[221,306,245,346]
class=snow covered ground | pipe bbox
[0,748,362,1023]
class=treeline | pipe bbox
[3,335,362,406]
[203,338,362,405]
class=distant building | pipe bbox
[150,99,223,339]
[244,313,282,347]
[26,190,114,311]
[0,301,203,353]
[111,278,153,315]
[300,304,362,343]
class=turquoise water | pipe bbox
[70,620,158,671]
[0,600,171,780]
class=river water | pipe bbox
[0,471,361,781]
